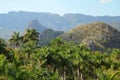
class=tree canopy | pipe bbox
[0,29,120,80]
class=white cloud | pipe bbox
[100,0,112,4]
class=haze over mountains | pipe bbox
[26,20,46,34]
[0,11,120,38]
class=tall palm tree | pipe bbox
[23,29,39,44]
[9,32,22,49]
[22,29,39,58]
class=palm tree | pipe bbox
[0,38,7,54]
[110,71,120,80]
[9,32,22,49]
[21,29,39,58]
[23,29,39,44]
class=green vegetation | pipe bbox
[0,28,120,80]
[9,32,22,49]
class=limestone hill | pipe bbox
[40,29,64,46]
[26,20,46,33]
[61,22,120,51]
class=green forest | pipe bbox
[0,29,120,80]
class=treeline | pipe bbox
[0,29,120,80]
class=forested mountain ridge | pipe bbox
[61,22,120,51]
[39,29,64,46]
[63,13,120,26]
[0,11,120,38]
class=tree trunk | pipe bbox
[80,73,83,80]
[73,71,76,80]
[61,74,64,80]
[63,70,66,80]
[77,69,80,80]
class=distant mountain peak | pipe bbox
[26,19,46,33]
[27,20,40,27]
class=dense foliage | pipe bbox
[0,29,120,80]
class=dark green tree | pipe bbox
[9,32,22,49]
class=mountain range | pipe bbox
[0,11,120,38]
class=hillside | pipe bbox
[0,11,120,38]
[109,22,120,31]
[25,20,64,46]
[61,22,120,51]
[26,20,46,34]
[39,29,64,46]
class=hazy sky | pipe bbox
[0,0,120,16]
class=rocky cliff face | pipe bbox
[61,22,120,51]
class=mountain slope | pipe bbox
[61,22,120,51]
[63,13,120,27]
[26,20,46,33]
[109,22,120,31]
[39,29,64,46]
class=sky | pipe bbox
[0,0,120,16]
